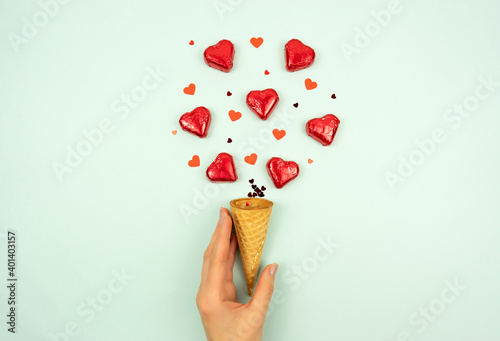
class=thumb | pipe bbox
[249,263,278,314]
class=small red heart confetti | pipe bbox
[308,158,313,164]
[306,114,340,146]
[264,70,270,75]
[244,153,257,165]
[204,39,234,72]
[331,94,336,99]
[246,89,279,120]
[206,153,238,182]
[228,110,242,122]
[272,129,286,140]
[227,91,232,96]
[189,40,194,45]
[171,130,177,135]
[183,83,196,95]
[266,157,299,189]
[285,39,315,72]
[246,201,252,206]
[179,106,211,138]
[305,78,317,90]
[250,37,263,48]
[227,138,232,143]
[188,155,200,167]
[293,103,299,108]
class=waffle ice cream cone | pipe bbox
[230,198,273,296]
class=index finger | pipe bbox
[205,208,233,294]
[201,207,228,285]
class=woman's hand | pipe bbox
[196,207,278,341]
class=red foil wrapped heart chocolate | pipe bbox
[204,39,235,73]
[246,89,279,120]
[285,39,315,72]
[179,106,211,138]
[266,157,299,189]
[306,114,340,146]
[206,153,238,182]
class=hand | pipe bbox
[196,207,278,341]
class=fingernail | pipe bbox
[220,207,226,224]
[269,263,278,277]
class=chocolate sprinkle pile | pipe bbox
[247,179,267,197]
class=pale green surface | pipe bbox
[1,0,500,340]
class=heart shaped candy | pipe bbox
[246,89,279,120]
[306,114,340,146]
[266,157,299,189]
[204,39,235,73]
[179,106,211,138]
[285,39,315,72]
[206,153,238,182]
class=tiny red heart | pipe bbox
[228,110,242,122]
[250,37,263,48]
[188,155,200,167]
[227,91,232,96]
[272,129,286,140]
[189,40,194,45]
[266,157,299,189]
[306,114,340,146]
[179,106,211,138]
[206,153,238,182]
[285,39,315,72]
[244,153,257,165]
[204,39,234,73]
[305,78,317,90]
[246,89,279,120]
[183,83,196,95]
[264,70,270,75]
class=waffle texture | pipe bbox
[230,198,273,296]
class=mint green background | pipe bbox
[1,0,500,340]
